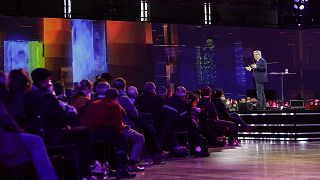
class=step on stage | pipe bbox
[238,110,320,140]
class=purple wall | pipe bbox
[153,24,320,100]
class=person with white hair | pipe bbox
[245,50,268,109]
[127,86,139,104]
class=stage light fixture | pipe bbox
[299,5,304,10]
[293,0,307,11]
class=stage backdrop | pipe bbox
[1,15,320,99]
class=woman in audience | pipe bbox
[5,69,31,126]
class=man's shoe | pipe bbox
[128,164,145,172]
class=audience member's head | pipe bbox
[214,88,224,97]
[101,73,113,84]
[202,86,212,97]
[95,81,110,95]
[251,98,257,104]
[114,78,126,90]
[188,93,199,106]
[175,86,187,98]
[105,88,119,99]
[31,68,51,91]
[53,81,65,97]
[75,79,93,96]
[9,69,32,93]
[193,89,201,98]
[143,82,156,94]
[79,79,93,91]
[156,86,167,96]
[127,86,138,98]
[240,98,246,103]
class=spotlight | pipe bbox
[299,5,305,10]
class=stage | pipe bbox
[133,141,320,180]
[238,110,320,141]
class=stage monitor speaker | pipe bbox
[290,100,304,109]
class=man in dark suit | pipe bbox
[246,50,268,109]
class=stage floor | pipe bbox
[133,141,320,180]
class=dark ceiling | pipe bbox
[0,0,319,28]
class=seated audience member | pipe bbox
[0,102,57,180]
[113,78,145,171]
[134,82,170,162]
[70,79,93,110]
[53,81,71,103]
[81,88,136,178]
[187,93,217,146]
[198,86,238,146]
[5,69,31,127]
[23,68,94,179]
[159,86,209,156]
[212,89,255,132]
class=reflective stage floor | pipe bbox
[134,141,320,180]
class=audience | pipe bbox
[1,67,267,179]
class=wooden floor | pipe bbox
[133,141,320,180]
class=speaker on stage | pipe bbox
[247,89,277,101]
